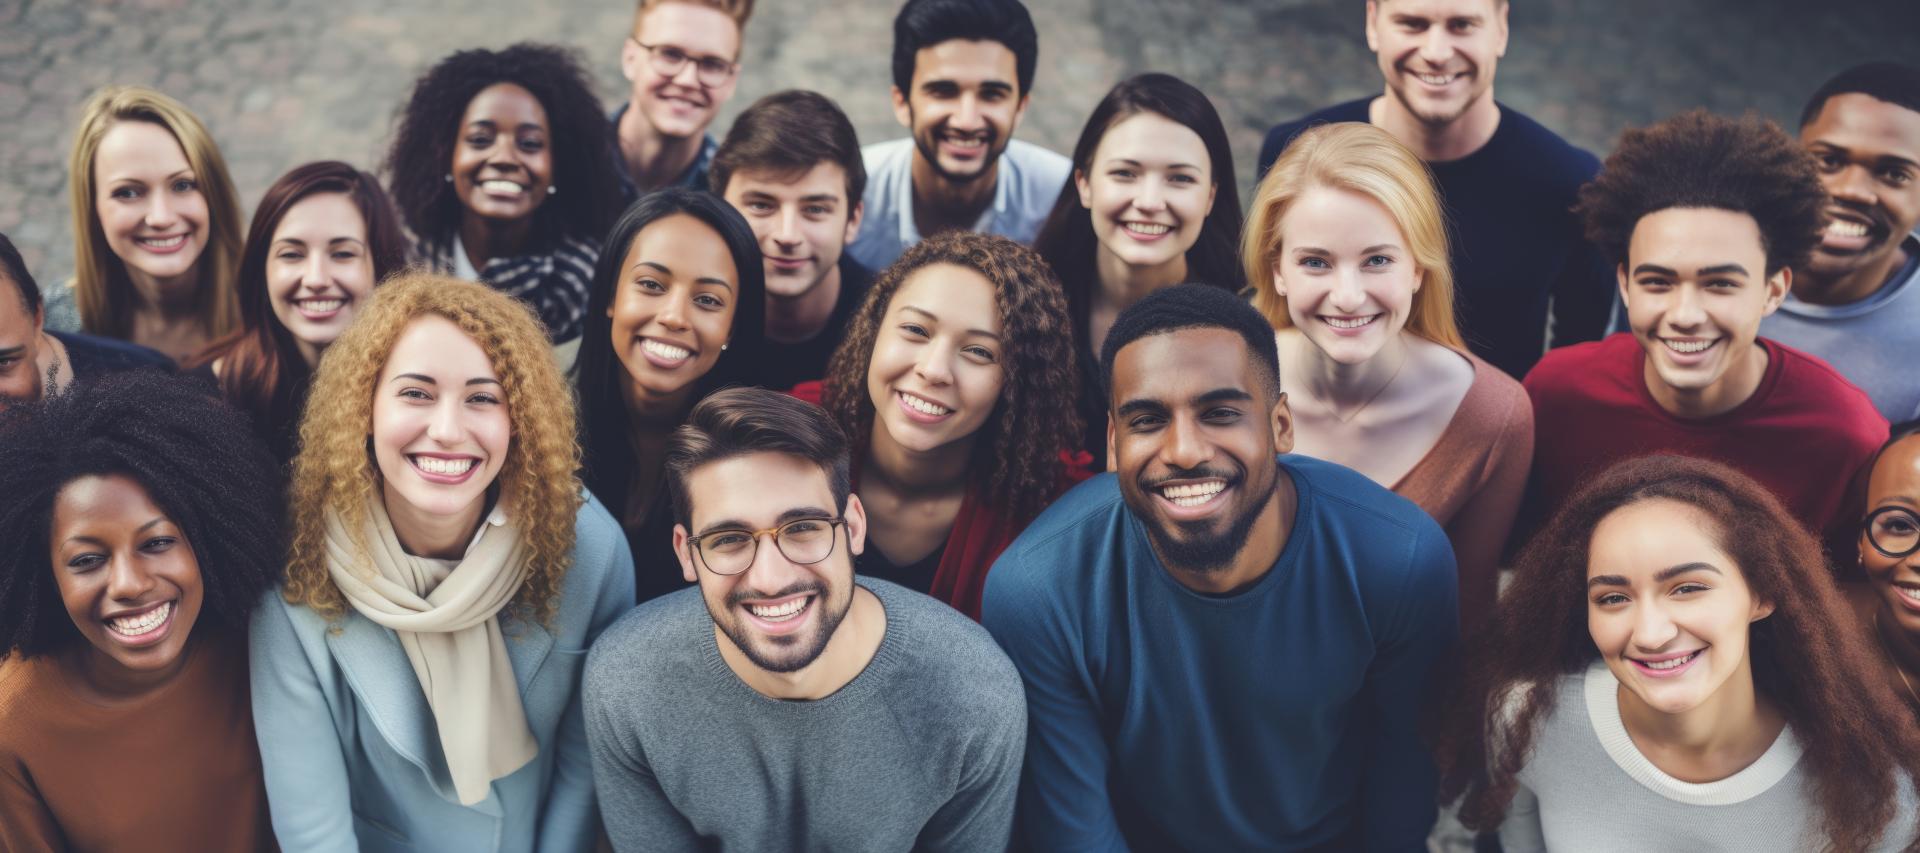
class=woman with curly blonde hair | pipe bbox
[250,272,635,852]
[796,231,1087,619]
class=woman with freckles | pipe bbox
[252,274,635,852]
[1246,122,1531,629]
[0,372,283,852]
[1436,455,1920,853]
[1850,420,1920,721]
[188,161,409,463]
[386,44,624,356]
[575,188,766,603]
[57,86,244,362]
[1033,73,1244,469]
[798,231,1084,619]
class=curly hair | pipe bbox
[284,273,583,624]
[820,231,1079,523]
[1436,455,1920,853]
[384,43,622,253]
[1576,109,1828,276]
[0,371,285,658]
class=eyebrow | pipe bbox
[466,119,546,132]
[273,236,367,247]
[1291,244,1401,255]
[634,260,735,291]
[1104,157,1204,171]
[107,168,195,185]
[1631,263,1750,278]
[899,305,1002,341]
[63,516,169,548]
[696,506,836,537]
[1114,387,1252,419]
[389,373,502,387]
[1587,562,1723,588]
[921,79,1015,93]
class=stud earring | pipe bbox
[444,173,453,183]
[547,185,557,195]
[721,343,729,351]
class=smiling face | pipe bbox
[266,192,375,362]
[1587,498,1774,716]
[93,120,210,287]
[0,276,42,409]
[1110,327,1292,574]
[865,263,1006,456]
[1620,207,1788,417]
[1077,112,1217,276]
[1862,433,1920,636]
[1366,0,1508,128]
[892,39,1029,185]
[450,83,553,226]
[622,2,741,140]
[1272,186,1423,364]
[50,473,205,683]
[674,452,866,674]
[1801,93,1920,295]
[608,213,740,402]
[371,315,511,521]
[722,162,863,299]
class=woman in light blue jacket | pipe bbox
[251,272,635,852]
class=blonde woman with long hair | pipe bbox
[61,86,243,362]
[249,273,634,852]
[1245,122,1531,629]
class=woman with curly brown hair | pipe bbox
[1438,455,1920,853]
[796,231,1085,619]
[251,273,635,852]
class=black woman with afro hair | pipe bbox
[385,42,625,355]
[0,370,283,851]
[1518,108,1889,569]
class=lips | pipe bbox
[1628,648,1703,679]
[294,296,347,319]
[1819,210,1881,254]
[740,592,815,636]
[1122,221,1173,241]
[1321,314,1381,335]
[1148,476,1234,521]
[767,256,812,274]
[939,132,990,161]
[1659,336,1719,365]
[408,453,480,484]
[135,233,190,254]
[479,179,527,198]
[103,599,175,646]
[1412,70,1462,87]
[639,337,695,369]
[1892,584,1920,614]
[895,390,954,424]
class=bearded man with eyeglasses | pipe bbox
[612,0,753,197]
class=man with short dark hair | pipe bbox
[0,232,168,411]
[1762,61,1920,422]
[1259,0,1611,380]
[711,90,873,388]
[584,387,1025,852]
[612,0,754,196]
[846,0,1071,271]
[983,285,1458,850]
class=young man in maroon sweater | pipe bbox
[1519,110,1889,569]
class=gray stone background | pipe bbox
[3,0,1917,285]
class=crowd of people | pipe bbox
[1,0,1917,850]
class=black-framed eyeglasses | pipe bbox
[688,517,847,576]
[1865,506,1920,559]
[630,38,737,87]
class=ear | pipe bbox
[1364,0,1382,52]
[1751,597,1776,623]
[1075,169,1093,210]
[843,200,865,246]
[620,36,642,84]
[1011,93,1031,130]
[1104,414,1118,473]
[1494,1,1511,58]
[1411,266,1424,295]
[1271,263,1288,298]
[843,492,868,557]
[1762,266,1790,316]
[1269,391,1294,455]
[674,523,698,583]
[891,86,912,130]
[1203,180,1218,217]
[1615,262,1631,310]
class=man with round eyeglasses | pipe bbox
[582,387,1026,852]
[611,0,754,197]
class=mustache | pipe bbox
[726,580,825,609]
[1828,199,1892,235]
[1140,465,1240,491]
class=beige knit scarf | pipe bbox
[324,495,539,806]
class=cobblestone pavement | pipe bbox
[3,0,1917,284]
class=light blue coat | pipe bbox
[251,493,636,852]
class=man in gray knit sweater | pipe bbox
[583,388,1026,852]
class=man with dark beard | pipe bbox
[582,387,1026,852]
[844,0,1071,271]
[982,285,1459,851]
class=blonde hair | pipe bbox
[67,86,243,341]
[283,273,584,624]
[1241,122,1465,351]
[634,0,755,31]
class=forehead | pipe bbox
[686,452,835,527]
[637,2,741,56]
[95,120,189,178]
[889,263,1000,326]
[1588,498,1737,574]
[726,161,849,201]
[1803,93,1920,160]
[1279,186,1406,247]
[911,39,1018,87]
[463,83,547,125]
[1111,326,1262,404]
[628,213,740,280]
[0,274,29,330]
[275,192,367,239]
[52,472,167,528]
[1376,0,1501,18]
[1628,207,1767,264]
[381,314,496,379]
[1869,434,1920,501]
[1094,112,1211,170]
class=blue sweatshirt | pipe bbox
[981,455,1458,852]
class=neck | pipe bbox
[1646,340,1769,419]
[619,106,705,190]
[1095,248,1187,310]
[382,482,485,560]
[620,369,699,430]
[1370,93,1501,162]
[293,336,325,370]
[69,632,196,700]
[1287,329,1411,413]
[721,585,886,700]
[1794,244,1911,307]
[460,213,533,271]
[865,421,974,497]
[765,264,843,344]
[1878,603,1920,680]
[910,152,997,235]
[126,264,202,320]
[1616,656,1778,775]
[1164,466,1296,596]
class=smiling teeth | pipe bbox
[1417,72,1457,85]
[414,456,476,475]
[749,598,807,620]
[299,299,344,312]
[642,339,692,361]
[1643,651,1699,670]
[1161,481,1225,507]
[1899,587,1920,603]
[1324,315,1377,329]
[138,235,186,248]
[1125,223,1172,236]
[107,601,171,636]
[1664,339,1713,354]
[902,392,951,416]
[944,136,986,148]
[1827,220,1869,238]
[480,180,525,194]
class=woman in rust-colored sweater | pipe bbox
[0,372,282,852]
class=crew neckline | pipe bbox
[1581,659,1801,805]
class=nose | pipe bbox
[1328,268,1368,313]
[914,344,955,387]
[653,288,693,332]
[1666,283,1706,329]
[738,530,808,594]
[1631,599,1681,653]
[950,95,985,132]
[426,396,465,444]
[1419,27,1453,65]
[1827,164,1877,207]
[301,252,330,290]
[773,207,802,248]
[1161,411,1214,472]
[669,57,704,88]
[144,191,177,229]
[105,550,157,603]
[1134,177,1166,213]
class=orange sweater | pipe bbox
[0,630,275,853]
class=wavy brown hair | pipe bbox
[1437,455,1920,853]
[283,273,582,624]
[820,231,1078,523]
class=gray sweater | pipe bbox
[583,578,1026,853]
[1761,232,1920,422]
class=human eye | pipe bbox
[705,531,752,553]
[924,83,959,100]
[745,200,775,214]
[635,276,667,293]
[172,178,199,194]
[1202,407,1243,423]
[898,322,931,339]
[1634,275,1672,290]
[1168,172,1200,185]
[1593,592,1628,606]
[1812,152,1843,172]
[331,248,361,262]
[804,204,832,217]
[1449,17,1476,33]
[465,131,495,148]
[141,536,178,553]
[110,185,141,200]
[660,46,690,64]
[467,392,501,405]
[517,135,545,153]
[66,551,106,571]
[1706,277,1741,290]
[276,249,305,262]
[0,356,18,370]
[1126,413,1167,431]
[1672,582,1711,596]
[1107,168,1136,181]
[399,387,432,401]
[698,57,731,77]
[1298,256,1329,271]
[1882,166,1913,187]
[693,292,728,309]
[962,344,998,364]
[1364,254,1394,268]
[1399,18,1429,32]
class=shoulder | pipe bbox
[1524,334,1634,395]
[861,138,915,176]
[0,656,53,733]
[1764,339,1888,441]
[50,330,173,376]
[1005,139,1072,177]
[1490,104,1601,185]
[868,580,1025,714]
[981,476,1127,620]
[1459,351,1535,436]
[570,491,626,567]
[585,587,705,688]
[991,475,1126,573]
[1293,454,1448,544]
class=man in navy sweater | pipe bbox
[1258,0,1611,379]
[982,285,1458,851]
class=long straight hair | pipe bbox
[67,86,243,342]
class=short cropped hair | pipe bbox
[709,90,867,204]
[665,387,853,528]
[1799,61,1920,127]
[0,232,41,316]
[1576,109,1828,276]
[892,0,1039,97]
[1100,283,1282,399]
[634,0,755,32]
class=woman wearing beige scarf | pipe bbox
[251,273,636,853]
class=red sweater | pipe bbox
[1520,333,1887,568]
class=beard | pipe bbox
[1130,467,1276,575]
[710,579,851,674]
[909,110,1005,185]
